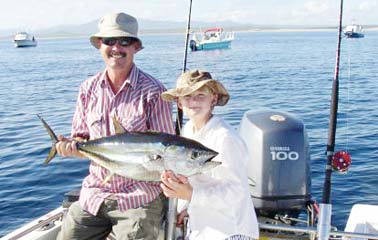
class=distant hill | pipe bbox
[0,18,251,39]
[35,19,257,38]
[1,17,377,40]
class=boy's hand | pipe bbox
[160,170,192,201]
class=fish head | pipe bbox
[164,143,218,163]
[199,160,222,172]
[164,135,218,161]
[162,138,219,176]
[189,145,218,162]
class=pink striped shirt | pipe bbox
[71,65,174,215]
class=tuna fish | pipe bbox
[37,115,220,182]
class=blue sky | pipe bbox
[1,0,377,30]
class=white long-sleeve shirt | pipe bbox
[178,115,259,240]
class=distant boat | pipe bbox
[344,24,364,38]
[14,32,37,47]
[189,28,234,51]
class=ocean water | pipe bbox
[0,31,377,236]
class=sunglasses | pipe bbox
[101,37,136,47]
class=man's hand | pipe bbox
[55,135,85,158]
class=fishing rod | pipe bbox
[166,0,193,239]
[318,0,350,239]
[175,0,193,134]
[322,0,343,206]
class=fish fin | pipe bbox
[80,150,113,163]
[112,116,127,134]
[102,172,114,185]
[79,151,118,184]
[37,114,58,164]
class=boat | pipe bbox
[344,24,364,38]
[2,110,378,240]
[189,27,234,51]
[14,32,37,48]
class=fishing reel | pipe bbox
[331,151,351,173]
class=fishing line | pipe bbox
[346,41,351,153]
[339,36,352,155]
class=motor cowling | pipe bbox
[190,39,197,51]
[239,110,311,218]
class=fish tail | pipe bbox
[37,114,58,164]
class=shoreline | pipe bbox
[1,27,377,41]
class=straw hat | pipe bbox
[162,70,230,106]
[90,12,142,49]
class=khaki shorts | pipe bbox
[57,194,166,240]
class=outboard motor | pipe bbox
[190,39,197,51]
[239,110,311,219]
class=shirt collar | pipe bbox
[100,64,139,91]
[127,64,139,90]
[188,115,220,139]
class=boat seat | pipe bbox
[62,189,80,208]
[344,204,378,239]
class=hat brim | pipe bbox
[90,30,143,50]
[161,79,229,106]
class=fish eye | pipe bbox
[150,154,162,161]
[191,151,199,159]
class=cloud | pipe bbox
[344,0,378,24]
[303,1,330,14]
[1,0,377,30]
[224,9,258,23]
[359,0,377,11]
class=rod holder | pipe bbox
[317,203,332,240]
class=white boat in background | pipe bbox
[189,27,234,51]
[14,32,37,48]
[344,24,364,38]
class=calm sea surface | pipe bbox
[0,31,377,236]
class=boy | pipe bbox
[160,70,259,240]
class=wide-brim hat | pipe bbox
[162,70,230,106]
[90,12,143,50]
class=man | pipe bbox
[56,12,174,240]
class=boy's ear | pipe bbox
[177,100,183,109]
[212,94,218,106]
